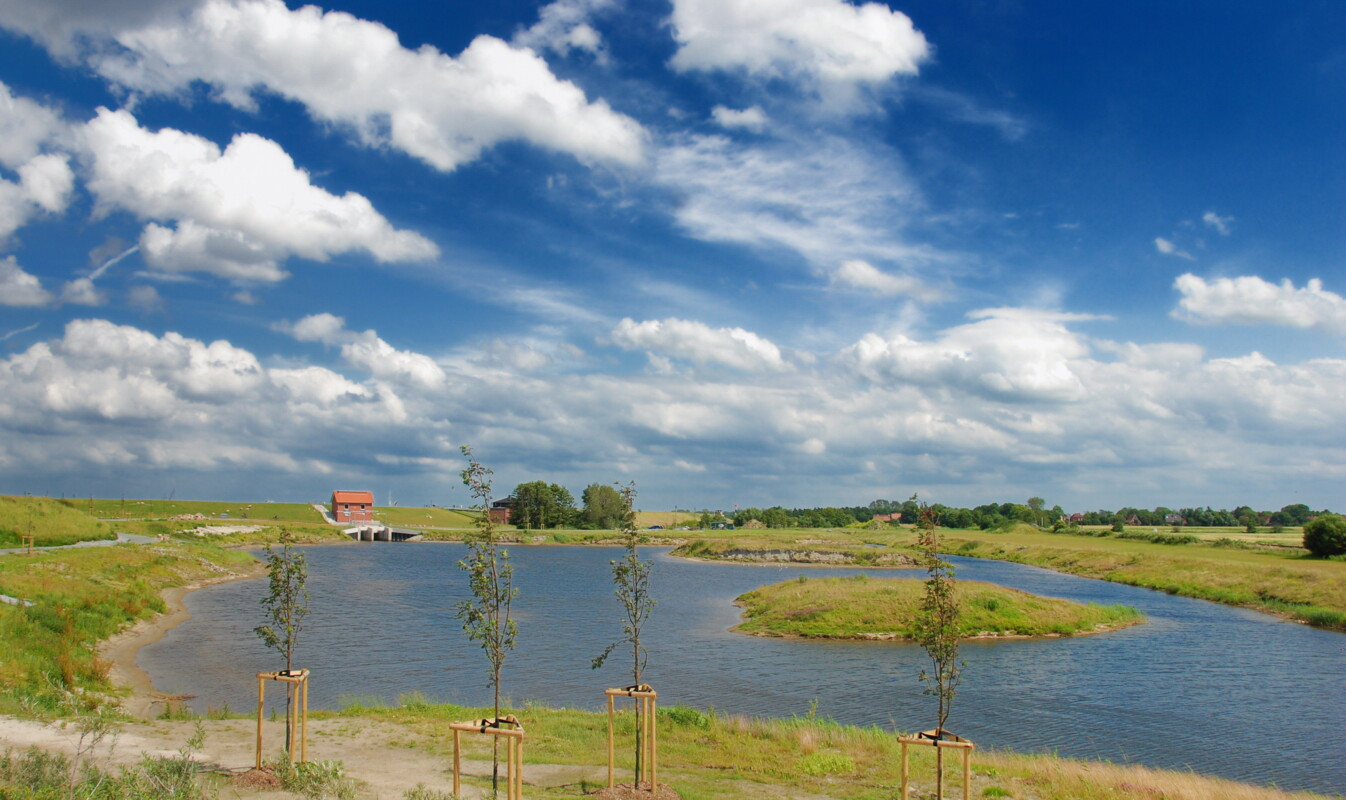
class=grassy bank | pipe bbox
[0,497,116,548]
[939,523,1346,631]
[735,574,1143,639]
[0,541,258,713]
[330,698,1332,800]
[674,537,915,566]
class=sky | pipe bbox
[0,0,1343,513]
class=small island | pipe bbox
[735,575,1144,640]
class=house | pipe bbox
[488,498,514,525]
[332,490,375,524]
[872,513,901,524]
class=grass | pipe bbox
[942,523,1346,631]
[0,496,116,548]
[0,541,258,713]
[667,522,1346,632]
[734,574,1143,639]
[73,496,325,524]
[333,698,1333,800]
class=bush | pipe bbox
[1303,514,1346,557]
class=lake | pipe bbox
[141,543,1346,794]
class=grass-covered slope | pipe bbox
[0,496,117,547]
[0,541,258,713]
[945,523,1346,631]
[734,574,1142,639]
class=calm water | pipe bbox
[142,544,1346,795]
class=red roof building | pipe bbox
[332,490,375,524]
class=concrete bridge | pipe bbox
[344,525,423,543]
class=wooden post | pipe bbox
[607,694,616,788]
[254,670,310,769]
[900,739,909,800]
[605,684,658,792]
[255,675,265,770]
[896,729,974,800]
[452,729,461,798]
[449,716,525,800]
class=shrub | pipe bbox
[1303,514,1346,557]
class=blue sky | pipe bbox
[0,0,1343,512]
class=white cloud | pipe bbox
[82,108,438,283]
[0,0,203,57]
[0,154,74,240]
[127,284,164,312]
[669,0,929,92]
[1,312,1345,509]
[0,81,68,168]
[1154,236,1193,260]
[85,0,643,171]
[61,278,106,306]
[710,105,768,132]
[1202,211,1233,236]
[830,259,935,300]
[283,313,447,388]
[612,317,787,372]
[909,85,1028,141]
[840,309,1090,403]
[0,255,54,307]
[514,0,613,60]
[655,133,942,279]
[1173,273,1346,335]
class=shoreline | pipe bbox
[731,618,1145,642]
[98,563,264,718]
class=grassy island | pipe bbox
[735,575,1144,639]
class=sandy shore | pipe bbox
[98,565,264,718]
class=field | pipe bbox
[734,574,1143,639]
[0,496,116,547]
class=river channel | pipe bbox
[141,544,1346,794]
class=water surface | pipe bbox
[142,544,1346,794]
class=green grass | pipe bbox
[0,541,258,713]
[74,497,325,524]
[734,575,1143,639]
[333,698,1332,800]
[942,523,1346,631]
[0,496,116,548]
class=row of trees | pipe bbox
[509,481,630,530]
[728,499,1335,531]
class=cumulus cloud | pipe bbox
[1173,273,1346,335]
[710,105,768,132]
[513,0,613,60]
[76,0,643,172]
[0,255,54,307]
[0,82,69,168]
[1,312,1345,509]
[0,0,203,57]
[840,309,1090,403]
[282,312,447,388]
[611,317,787,372]
[82,108,438,283]
[1202,211,1233,236]
[830,259,935,300]
[669,0,929,92]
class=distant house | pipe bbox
[488,498,514,525]
[872,513,901,524]
[332,490,375,524]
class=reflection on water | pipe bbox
[142,544,1346,794]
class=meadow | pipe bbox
[734,574,1143,639]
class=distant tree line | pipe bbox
[503,480,1334,532]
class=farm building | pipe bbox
[331,490,375,524]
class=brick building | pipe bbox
[331,490,375,524]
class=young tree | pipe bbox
[913,505,964,799]
[457,446,518,794]
[254,528,309,751]
[592,482,656,787]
